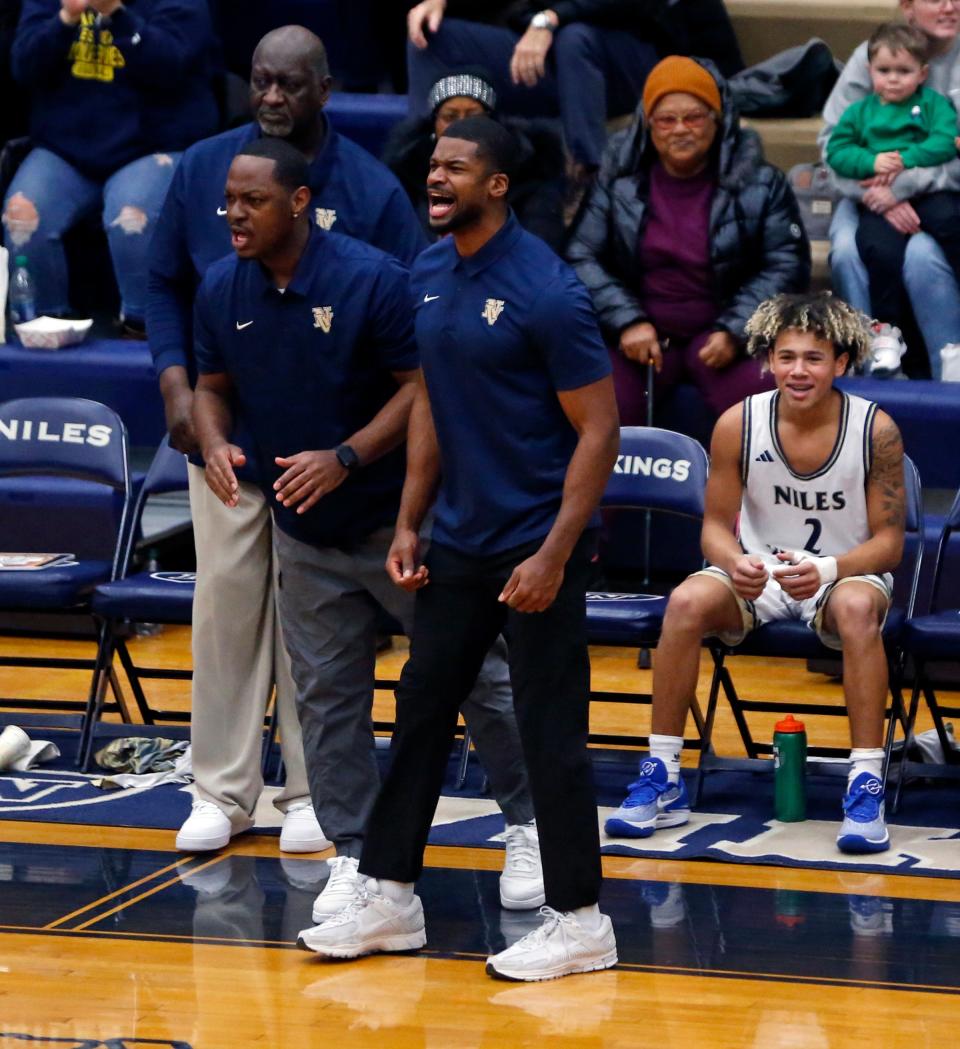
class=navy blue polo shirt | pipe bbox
[194,226,419,547]
[148,117,428,381]
[412,213,611,556]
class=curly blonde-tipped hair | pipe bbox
[745,292,872,370]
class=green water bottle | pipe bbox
[773,714,807,822]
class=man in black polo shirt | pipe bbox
[192,136,542,923]
[298,116,621,982]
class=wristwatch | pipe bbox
[334,444,360,472]
[530,11,556,30]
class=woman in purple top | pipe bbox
[567,56,811,424]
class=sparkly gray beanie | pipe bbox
[428,71,497,114]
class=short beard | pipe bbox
[257,111,294,139]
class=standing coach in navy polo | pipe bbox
[298,115,621,982]
[145,26,427,855]
[191,137,542,923]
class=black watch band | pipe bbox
[335,443,360,472]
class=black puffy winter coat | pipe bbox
[566,63,811,345]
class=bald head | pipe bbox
[250,25,332,146]
[252,25,329,80]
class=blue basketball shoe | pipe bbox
[604,757,690,838]
[837,773,890,853]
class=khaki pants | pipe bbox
[188,463,309,831]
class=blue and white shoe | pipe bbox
[837,773,890,854]
[604,757,690,838]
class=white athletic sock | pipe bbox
[648,734,683,783]
[848,748,885,787]
[571,903,603,931]
[370,878,415,904]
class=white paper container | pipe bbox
[14,316,93,350]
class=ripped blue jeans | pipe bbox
[3,147,180,323]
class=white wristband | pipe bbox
[791,551,838,586]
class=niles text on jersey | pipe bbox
[0,419,113,447]
[615,455,691,482]
[773,485,847,511]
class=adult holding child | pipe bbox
[827,23,960,374]
[819,0,960,379]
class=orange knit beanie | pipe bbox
[642,56,722,117]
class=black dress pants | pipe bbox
[359,530,603,912]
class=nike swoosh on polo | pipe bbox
[236,320,254,330]
[217,207,227,216]
[423,294,440,302]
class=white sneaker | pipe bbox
[485,906,618,981]
[177,860,234,896]
[279,800,331,853]
[500,823,545,910]
[298,885,426,958]
[868,322,906,378]
[279,857,329,891]
[175,800,232,852]
[311,855,363,922]
[0,725,30,770]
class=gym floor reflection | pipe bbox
[2,841,959,993]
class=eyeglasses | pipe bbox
[649,110,712,131]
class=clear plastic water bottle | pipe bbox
[9,254,37,327]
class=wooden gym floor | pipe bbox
[1,628,958,1048]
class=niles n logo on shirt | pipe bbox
[482,298,505,326]
[315,208,338,231]
[312,306,334,333]
[614,455,691,482]
[0,419,112,447]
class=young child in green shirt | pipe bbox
[827,22,960,370]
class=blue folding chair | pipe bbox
[0,396,131,732]
[82,437,281,773]
[894,482,960,809]
[585,426,710,747]
[696,456,924,801]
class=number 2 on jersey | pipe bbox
[803,517,822,555]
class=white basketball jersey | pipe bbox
[738,389,878,563]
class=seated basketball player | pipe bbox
[606,291,906,854]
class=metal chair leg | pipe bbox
[456,728,472,790]
[893,676,924,814]
[77,620,113,770]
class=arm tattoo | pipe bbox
[870,416,906,530]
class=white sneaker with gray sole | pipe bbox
[298,887,426,958]
[485,906,617,981]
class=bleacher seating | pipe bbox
[726,0,889,68]
[327,93,408,160]
[0,339,164,449]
